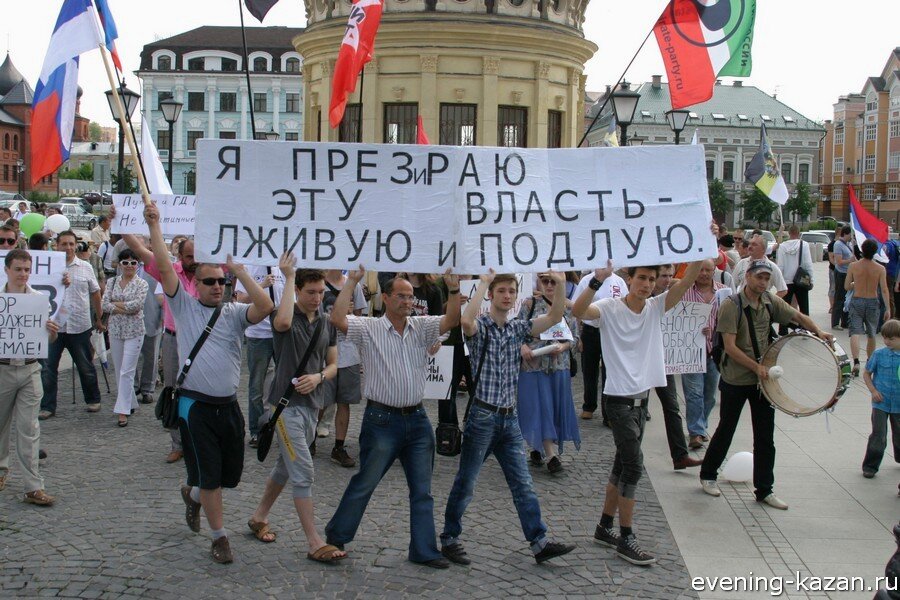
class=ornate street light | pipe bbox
[264,129,280,141]
[105,81,141,193]
[610,82,641,146]
[665,109,690,145]
[159,98,183,185]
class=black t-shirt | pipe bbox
[412,283,444,317]
[826,240,835,271]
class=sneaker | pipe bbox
[181,485,202,533]
[700,479,721,497]
[759,494,788,510]
[547,456,563,474]
[616,534,656,566]
[862,470,876,479]
[248,435,259,449]
[317,426,330,438]
[688,435,704,450]
[529,450,544,466]
[441,542,472,565]
[23,490,55,507]
[38,410,54,421]
[331,446,356,468]
[211,536,234,564]
[534,540,576,564]
[593,524,620,549]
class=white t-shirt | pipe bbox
[594,292,668,396]
[234,265,285,339]
[573,272,628,328]
[732,257,787,293]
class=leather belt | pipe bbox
[0,359,38,366]
[605,395,649,409]
[366,399,422,415]
[164,328,177,336]
[473,398,515,415]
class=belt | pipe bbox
[366,399,422,415]
[164,328,177,336]
[0,359,38,366]
[606,395,649,409]
[473,398,515,415]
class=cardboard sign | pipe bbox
[663,301,713,374]
[0,250,67,318]
[423,346,455,400]
[0,293,51,359]
[111,194,196,235]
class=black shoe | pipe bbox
[331,446,356,468]
[547,456,563,474]
[418,557,450,569]
[602,419,610,428]
[180,485,201,533]
[529,450,544,466]
[248,435,259,449]
[616,534,656,566]
[593,524,619,549]
[534,541,576,564]
[441,543,471,565]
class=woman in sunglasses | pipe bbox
[101,249,148,427]
[516,272,581,473]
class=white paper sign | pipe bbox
[0,294,51,359]
[458,275,533,319]
[0,250,67,318]
[195,141,716,272]
[539,318,574,341]
[111,194,196,235]
[423,346,455,400]
[663,301,713,374]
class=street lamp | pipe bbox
[264,128,280,141]
[15,158,24,195]
[159,98,183,186]
[610,81,641,146]
[665,109,690,145]
[105,81,141,193]
[876,194,883,219]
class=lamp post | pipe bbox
[876,194,883,219]
[159,98,183,186]
[15,158,24,195]
[610,82,641,146]
[665,109,690,145]
[264,128,280,141]
[105,81,141,193]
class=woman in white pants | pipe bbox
[101,249,148,427]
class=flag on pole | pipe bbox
[416,114,430,144]
[31,0,101,185]
[690,128,699,145]
[244,0,280,22]
[654,0,756,109]
[329,0,384,128]
[94,0,121,71]
[744,122,788,205]
[141,118,173,195]
[848,183,889,258]
[601,115,619,147]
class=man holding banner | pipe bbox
[1,249,59,506]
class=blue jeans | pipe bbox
[681,357,720,437]
[40,329,101,414]
[441,405,548,553]
[325,403,440,563]
[246,337,274,437]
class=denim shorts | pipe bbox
[849,297,880,337]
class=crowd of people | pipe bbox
[1,203,898,570]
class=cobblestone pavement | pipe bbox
[1,359,697,599]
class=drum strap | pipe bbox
[743,304,765,362]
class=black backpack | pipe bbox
[710,292,775,369]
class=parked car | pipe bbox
[0,198,36,214]
[759,230,777,258]
[814,216,848,228]
[805,229,836,243]
[47,203,97,230]
[800,231,832,260]
[0,191,27,202]
[81,192,113,206]
[59,196,94,214]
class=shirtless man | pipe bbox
[846,239,891,376]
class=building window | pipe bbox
[285,93,301,113]
[253,132,267,140]
[866,100,878,112]
[888,185,899,201]
[187,57,204,71]
[890,120,900,138]
[219,131,236,139]
[834,128,844,144]
[12,168,17,182]
[705,160,715,180]
[865,124,877,141]
[834,157,843,172]
[890,152,900,171]
[339,104,361,143]
[315,108,322,142]
[254,92,267,112]
[12,135,18,151]
[781,163,792,184]
[157,56,171,71]
[3,133,8,150]
[219,92,237,112]
[498,106,527,147]
[862,187,875,201]
[723,160,734,182]
[221,58,237,72]
[285,132,299,141]
[187,92,204,111]
[187,130,203,151]
[253,57,267,72]
[157,129,170,152]
[798,163,809,183]
[3,165,7,181]
[286,57,301,73]
[857,129,863,146]
[383,103,418,144]
[547,110,563,148]
[157,91,173,110]
[439,103,476,146]
[864,154,875,172]
[833,187,842,201]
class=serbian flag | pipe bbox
[94,0,121,71]
[744,123,788,205]
[329,0,384,128]
[31,0,101,185]
[416,114,429,144]
[848,184,889,257]
[654,0,757,109]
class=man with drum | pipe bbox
[700,260,833,509]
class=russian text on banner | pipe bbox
[111,194,196,235]
[0,294,52,359]
[663,301,712,374]
[0,250,67,318]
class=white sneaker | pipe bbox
[760,493,788,510]
[701,480,721,497]
[316,426,330,438]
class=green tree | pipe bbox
[708,178,730,218]
[784,182,815,224]
[58,163,93,181]
[110,171,137,194]
[88,122,103,142]
[740,187,778,228]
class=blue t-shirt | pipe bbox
[884,240,900,280]
[834,240,853,274]
[865,347,900,413]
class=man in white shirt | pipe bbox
[13,202,28,221]
[732,234,788,297]
[775,225,814,335]
[89,216,111,246]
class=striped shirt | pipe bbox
[682,281,726,352]
[60,257,100,335]
[467,313,532,409]
[346,315,442,407]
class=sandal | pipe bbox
[306,544,347,563]
[24,489,55,506]
[248,519,277,543]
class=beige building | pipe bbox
[294,0,597,148]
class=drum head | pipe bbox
[760,333,850,417]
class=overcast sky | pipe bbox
[6,0,898,129]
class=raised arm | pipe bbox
[272,252,296,333]
[108,205,154,264]
[439,269,461,334]
[572,261,613,321]
[666,260,702,311]
[880,268,891,321]
[144,203,179,296]
[330,265,364,334]
[530,271,567,336]
[226,256,275,324]
[461,270,493,337]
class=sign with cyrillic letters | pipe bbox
[111,194,196,235]
[0,293,51,359]
[0,250,67,318]
[663,301,713,374]
[423,346,454,400]
[195,141,716,273]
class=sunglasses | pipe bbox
[0,237,16,246]
[539,278,556,285]
[199,277,227,286]
[119,259,140,266]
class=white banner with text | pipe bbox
[0,250,67,318]
[111,194,196,235]
[663,301,713,375]
[0,293,51,359]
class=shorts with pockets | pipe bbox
[178,395,245,490]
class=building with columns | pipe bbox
[137,26,304,193]
[294,0,596,148]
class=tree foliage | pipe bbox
[708,179,730,217]
[740,187,778,228]
[110,171,137,194]
[59,163,94,181]
[88,122,103,142]
[784,182,815,224]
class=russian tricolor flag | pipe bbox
[848,183,889,260]
[31,0,102,185]
[95,0,122,71]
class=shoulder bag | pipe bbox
[792,240,813,291]
[435,330,489,457]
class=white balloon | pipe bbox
[768,366,784,380]
[720,451,754,482]
[46,214,71,234]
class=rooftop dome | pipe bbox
[0,53,25,97]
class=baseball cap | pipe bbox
[746,259,773,275]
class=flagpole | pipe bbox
[238,0,258,140]
[356,69,365,142]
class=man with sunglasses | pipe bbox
[0,225,18,250]
[144,202,274,564]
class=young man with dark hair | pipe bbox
[0,206,12,222]
[441,270,576,566]
[832,225,856,330]
[846,238,891,376]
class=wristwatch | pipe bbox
[448,288,460,295]
[319,371,325,384]
[588,277,602,291]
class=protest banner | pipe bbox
[663,301,713,374]
[458,275,533,318]
[195,141,716,273]
[0,250,67,318]
[0,293,51,359]
[111,194,196,235]
[423,346,454,400]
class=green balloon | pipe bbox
[19,213,46,238]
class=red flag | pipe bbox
[329,0,383,128]
[848,184,889,244]
[416,114,429,144]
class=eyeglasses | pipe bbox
[393,294,415,301]
[0,237,16,246]
[539,278,556,285]
[199,277,227,286]
[119,260,139,266]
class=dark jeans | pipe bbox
[40,329,101,414]
[606,396,648,499]
[654,374,690,461]
[581,325,607,420]
[700,381,776,501]
[246,337,275,437]
[779,284,810,335]
[862,409,900,474]
[832,271,849,328]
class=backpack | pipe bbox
[710,292,775,369]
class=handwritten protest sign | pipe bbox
[663,301,713,374]
[424,346,454,400]
[195,141,716,272]
[0,250,66,318]
[458,275,533,318]
[0,294,51,359]
[111,194,196,235]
